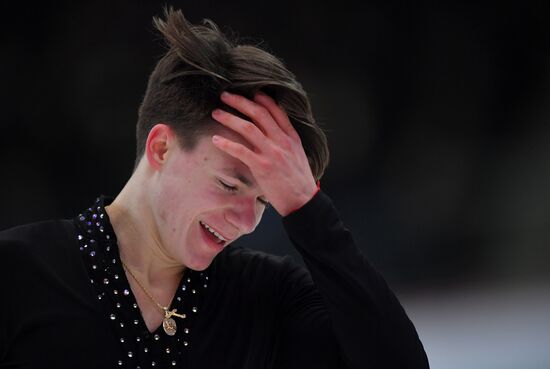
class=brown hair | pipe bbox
[136,7,329,180]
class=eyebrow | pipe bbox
[222,168,253,188]
[235,173,253,187]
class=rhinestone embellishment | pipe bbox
[76,196,210,367]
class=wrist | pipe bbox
[282,180,320,217]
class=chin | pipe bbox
[184,258,214,272]
[181,250,218,271]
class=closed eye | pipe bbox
[219,180,238,192]
[219,179,269,207]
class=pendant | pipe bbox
[163,317,177,336]
[162,308,186,336]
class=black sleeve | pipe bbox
[279,190,430,369]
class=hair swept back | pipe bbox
[136,7,329,180]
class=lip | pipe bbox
[199,220,233,242]
[199,222,226,252]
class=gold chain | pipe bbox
[121,260,170,314]
[121,260,186,337]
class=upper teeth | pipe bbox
[200,221,227,242]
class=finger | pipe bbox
[212,109,268,149]
[211,135,259,169]
[253,92,300,141]
[220,91,283,138]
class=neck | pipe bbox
[105,170,185,287]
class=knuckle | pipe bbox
[257,157,272,171]
[252,106,269,121]
[290,130,302,143]
[259,109,272,122]
[280,137,293,151]
[273,149,286,162]
[234,144,246,155]
[242,122,255,134]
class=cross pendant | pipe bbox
[164,308,186,320]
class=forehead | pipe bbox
[190,124,253,170]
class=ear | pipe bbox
[145,124,177,170]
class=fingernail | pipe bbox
[221,91,230,98]
[254,91,268,101]
[212,135,221,142]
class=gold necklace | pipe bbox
[121,260,186,336]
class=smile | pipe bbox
[199,220,228,243]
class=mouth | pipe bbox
[199,220,229,247]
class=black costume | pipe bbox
[0,191,429,369]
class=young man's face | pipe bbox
[150,126,268,271]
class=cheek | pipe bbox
[156,192,177,223]
[153,183,190,239]
[155,173,194,219]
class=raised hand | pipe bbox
[211,91,318,217]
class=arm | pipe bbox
[210,91,429,368]
[282,190,429,369]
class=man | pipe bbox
[0,8,429,369]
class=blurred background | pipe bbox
[1,1,549,368]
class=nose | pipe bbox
[225,197,263,235]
